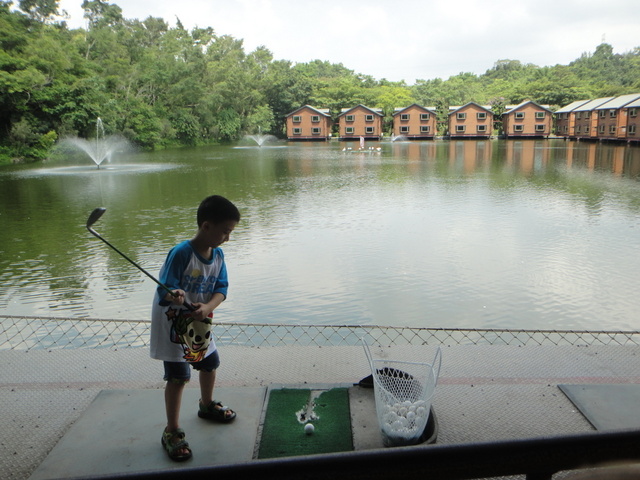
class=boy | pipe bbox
[150,195,240,461]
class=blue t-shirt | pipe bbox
[150,240,228,362]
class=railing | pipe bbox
[64,429,640,480]
[2,315,640,350]
[3,315,640,479]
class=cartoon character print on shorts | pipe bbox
[165,307,214,362]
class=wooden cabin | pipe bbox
[594,93,640,141]
[337,105,383,140]
[285,105,332,141]
[392,104,437,139]
[623,97,640,143]
[554,100,590,137]
[502,101,553,138]
[571,97,615,139]
[448,102,493,138]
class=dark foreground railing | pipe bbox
[63,428,640,480]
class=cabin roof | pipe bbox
[393,103,436,116]
[555,99,591,113]
[503,100,552,114]
[624,97,640,109]
[573,97,615,112]
[595,93,640,110]
[285,105,331,117]
[448,102,493,115]
[338,104,383,117]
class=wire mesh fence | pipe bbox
[2,315,639,351]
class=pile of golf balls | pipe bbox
[381,400,428,437]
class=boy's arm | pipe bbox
[162,289,187,306]
[157,243,190,306]
[192,251,229,320]
[192,292,225,320]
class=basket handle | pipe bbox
[432,346,443,388]
[361,338,375,371]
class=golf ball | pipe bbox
[304,423,315,435]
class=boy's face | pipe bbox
[203,219,237,248]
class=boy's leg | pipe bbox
[196,351,236,421]
[199,369,216,406]
[162,362,192,459]
[165,380,186,431]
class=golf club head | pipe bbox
[86,207,107,230]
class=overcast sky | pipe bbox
[57,0,639,84]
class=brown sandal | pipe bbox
[198,400,237,423]
[161,427,192,461]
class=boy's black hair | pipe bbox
[197,195,240,226]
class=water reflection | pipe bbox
[1,140,639,332]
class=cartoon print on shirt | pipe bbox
[165,306,213,362]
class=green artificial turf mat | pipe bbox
[257,387,353,459]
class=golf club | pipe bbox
[86,207,195,311]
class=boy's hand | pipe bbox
[166,289,186,305]
[190,303,214,322]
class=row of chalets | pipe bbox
[285,93,640,143]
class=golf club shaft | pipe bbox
[88,228,196,311]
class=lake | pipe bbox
[1,138,640,332]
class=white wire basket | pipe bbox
[363,341,442,447]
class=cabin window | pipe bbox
[515,112,525,119]
[292,116,301,123]
[629,125,637,134]
[420,113,430,121]
[312,128,321,135]
[456,112,466,120]
[365,114,374,122]
[311,115,320,123]
[535,112,546,119]
[346,115,355,122]
[630,108,638,118]
[400,114,410,121]
[400,126,409,133]
[477,125,487,132]
[420,126,430,133]
[535,125,545,132]
[456,125,466,133]
[345,127,354,134]
[477,112,487,120]
[365,126,375,134]
[293,128,301,134]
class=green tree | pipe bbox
[374,85,414,134]
[488,97,506,134]
[263,60,312,135]
[18,0,59,22]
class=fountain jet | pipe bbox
[60,118,130,168]
[245,133,276,147]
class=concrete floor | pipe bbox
[1,343,639,479]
